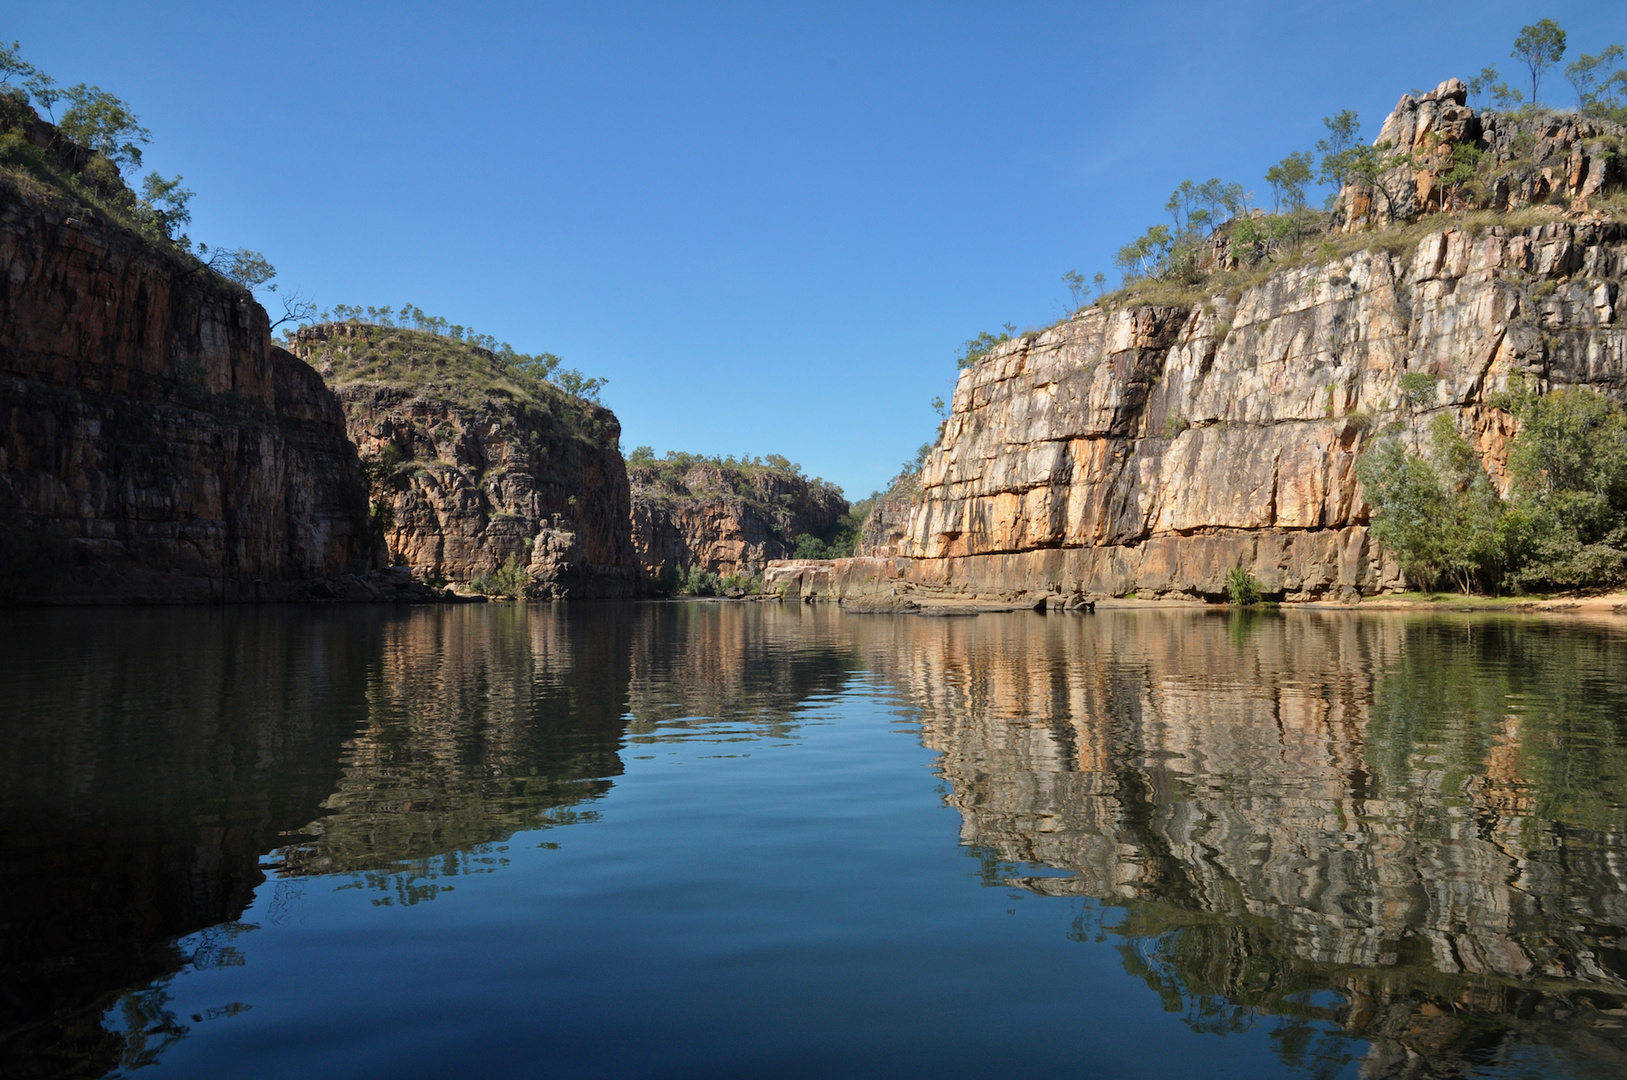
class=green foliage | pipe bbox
[1358,416,1506,593]
[627,445,655,465]
[301,305,604,403]
[1224,566,1262,606]
[1115,224,1173,281]
[203,246,276,290]
[669,565,760,597]
[955,325,1014,368]
[1512,19,1567,105]
[59,83,150,174]
[1565,44,1623,111]
[793,533,832,559]
[1399,371,1438,408]
[469,554,530,596]
[138,171,192,241]
[1468,65,1523,111]
[1265,151,1314,213]
[1314,111,1362,189]
[1501,384,1627,590]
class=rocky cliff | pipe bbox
[628,456,847,582]
[771,83,1627,603]
[295,323,642,598]
[0,122,375,603]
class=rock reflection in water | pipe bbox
[855,610,1627,1077]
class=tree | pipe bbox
[139,172,193,240]
[58,84,150,173]
[1502,384,1627,589]
[1265,151,1313,213]
[269,289,318,330]
[1315,111,1362,189]
[205,247,276,291]
[955,328,1012,368]
[1440,143,1483,211]
[0,40,29,90]
[1114,224,1172,281]
[1357,416,1505,593]
[1092,272,1106,301]
[1566,44,1624,110]
[1512,19,1566,106]
[1062,269,1088,310]
[1466,66,1522,110]
[21,69,59,119]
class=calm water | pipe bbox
[3,604,1626,1079]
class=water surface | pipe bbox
[3,604,1625,1078]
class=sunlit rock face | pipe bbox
[894,221,1627,601]
[0,196,375,603]
[779,85,1627,604]
[848,611,1627,1074]
[629,462,848,581]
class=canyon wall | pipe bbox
[296,323,643,599]
[629,460,847,581]
[0,189,376,603]
[773,85,1627,603]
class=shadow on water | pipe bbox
[848,609,1627,1079]
[3,603,1627,1078]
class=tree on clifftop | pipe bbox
[1512,19,1567,106]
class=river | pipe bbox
[3,603,1624,1078]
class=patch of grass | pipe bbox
[1225,566,1262,606]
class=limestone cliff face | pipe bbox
[297,323,641,598]
[0,189,375,603]
[629,461,847,580]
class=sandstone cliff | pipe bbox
[629,455,848,582]
[770,84,1627,604]
[294,322,642,598]
[0,117,375,603]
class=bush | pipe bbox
[470,554,530,596]
[1224,566,1262,606]
[1501,385,1627,590]
[1358,416,1506,592]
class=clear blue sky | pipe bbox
[11,2,1618,498]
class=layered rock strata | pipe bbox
[771,89,1627,603]
[629,460,847,580]
[0,186,375,603]
[297,323,642,598]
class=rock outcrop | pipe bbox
[1349,77,1624,227]
[295,323,642,598]
[628,457,847,582]
[0,141,375,603]
[770,87,1627,605]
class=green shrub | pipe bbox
[1224,566,1262,605]
[1399,371,1438,408]
[470,554,530,596]
[1358,416,1506,593]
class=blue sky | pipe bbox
[11,2,1619,498]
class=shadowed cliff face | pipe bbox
[849,610,1627,1076]
[0,192,375,604]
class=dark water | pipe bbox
[3,604,1626,1079]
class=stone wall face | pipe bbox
[629,463,847,581]
[0,193,375,602]
[333,380,643,599]
[788,221,1624,603]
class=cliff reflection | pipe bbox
[856,611,1627,1077]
